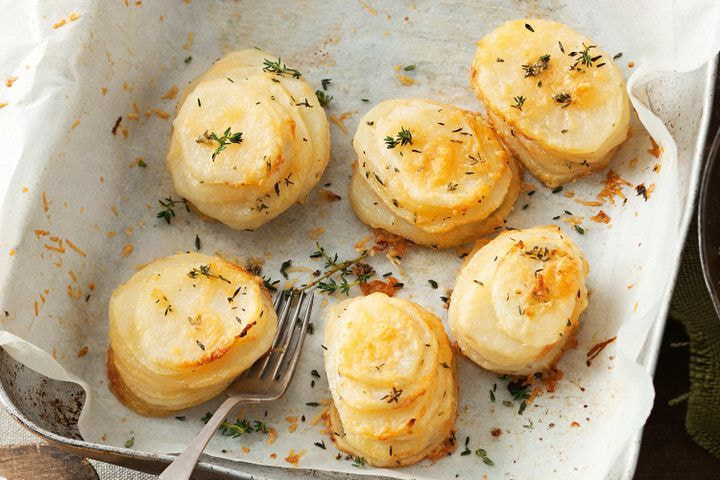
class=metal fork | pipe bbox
[158,290,314,480]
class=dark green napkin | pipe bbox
[670,217,720,458]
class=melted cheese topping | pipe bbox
[324,293,457,467]
[167,49,330,230]
[350,98,520,248]
[448,225,588,375]
[108,253,277,416]
[471,19,629,187]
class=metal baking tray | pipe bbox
[1,59,716,479]
[700,117,720,317]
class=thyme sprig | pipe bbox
[521,245,550,262]
[202,412,270,438]
[521,54,550,77]
[315,90,333,107]
[156,197,190,224]
[569,43,601,71]
[196,127,243,161]
[187,265,231,283]
[553,92,572,107]
[262,57,302,78]
[505,376,531,414]
[511,96,526,111]
[315,261,374,295]
[303,243,372,294]
[384,126,413,149]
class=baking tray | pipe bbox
[699,117,720,318]
[0,53,715,479]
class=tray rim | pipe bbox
[699,107,720,318]
[0,60,717,480]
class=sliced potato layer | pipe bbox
[471,19,630,187]
[351,98,520,248]
[448,225,589,375]
[167,49,330,229]
[108,252,277,416]
[324,293,457,467]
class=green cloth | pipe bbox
[670,217,720,458]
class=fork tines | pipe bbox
[247,290,313,382]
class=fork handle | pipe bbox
[158,396,242,480]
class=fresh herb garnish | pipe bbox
[196,127,243,161]
[315,90,333,107]
[184,55,192,64]
[194,234,201,251]
[511,96,526,111]
[187,265,231,283]
[569,43,601,71]
[253,420,269,433]
[304,243,372,294]
[262,57,301,78]
[220,419,256,437]
[428,279,438,289]
[476,448,495,466]
[381,386,403,403]
[124,437,135,448]
[403,64,416,71]
[522,245,550,262]
[521,54,550,77]
[321,78,331,90]
[351,456,367,468]
[156,197,189,224]
[202,411,270,438]
[263,276,280,291]
[553,92,572,107]
[280,260,292,279]
[384,126,413,149]
[575,225,585,235]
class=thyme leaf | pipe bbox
[511,96,526,111]
[315,90,333,107]
[156,197,190,224]
[196,127,243,161]
[262,57,302,78]
[384,126,413,149]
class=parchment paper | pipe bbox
[1,1,719,479]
